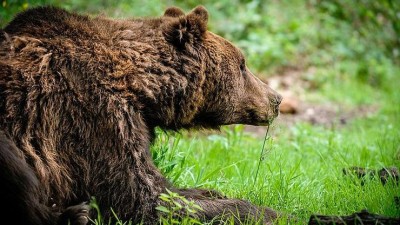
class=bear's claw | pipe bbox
[58,202,91,225]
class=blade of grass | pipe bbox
[253,125,270,187]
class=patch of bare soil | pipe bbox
[276,101,377,127]
[243,66,378,137]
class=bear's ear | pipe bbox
[186,5,208,38]
[162,5,208,48]
[163,6,185,18]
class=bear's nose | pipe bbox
[272,93,282,106]
[276,94,283,105]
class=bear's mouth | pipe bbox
[254,116,277,126]
[244,109,278,127]
[256,120,273,126]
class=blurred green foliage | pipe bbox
[317,0,399,59]
[1,0,399,88]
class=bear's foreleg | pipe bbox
[169,188,279,224]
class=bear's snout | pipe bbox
[271,92,282,115]
[265,85,282,118]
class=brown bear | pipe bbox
[0,5,282,225]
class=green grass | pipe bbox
[150,109,400,224]
[2,0,400,224]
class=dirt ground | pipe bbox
[243,66,378,137]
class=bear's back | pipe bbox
[3,6,100,40]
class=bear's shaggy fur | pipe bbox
[0,5,282,225]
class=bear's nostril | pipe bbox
[274,94,282,105]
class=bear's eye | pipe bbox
[239,61,246,75]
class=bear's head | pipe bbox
[140,6,282,130]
